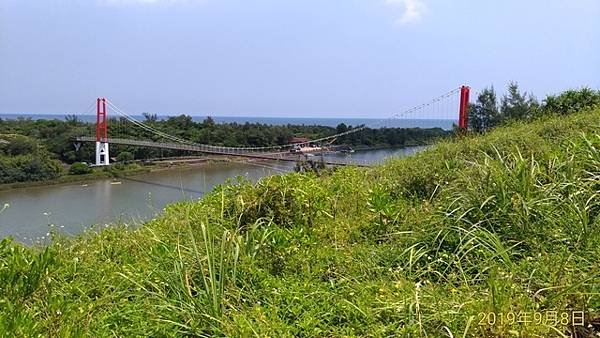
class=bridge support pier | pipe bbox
[95,141,110,166]
[95,97,110,166]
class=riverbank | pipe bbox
[0,147,419,242]
[0,145,406,192]
[0,156,234,192]
[0,170,118,191]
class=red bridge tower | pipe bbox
[95,98,110,166]
[458,85,470,131]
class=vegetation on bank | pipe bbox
[2,83,595,186]
[1,104,599,336]
[0,129,149,188]
[0,134,63,184]
[1,170,132,192]
[0,116,447,185]
[0,114,447,164]
[0,159,212,191]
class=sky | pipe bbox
[0,0,599,118]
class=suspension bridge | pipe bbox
[74,86,470,167]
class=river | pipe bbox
[0,147,425,243]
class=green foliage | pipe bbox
[294,157,327,174]
[500,81,539,120]
[0,114,448,186]
[0,135,63,184]
[469,82,540,133]
[542,87,600,115]
[468,86,501,132]
[0,115,448,177]
[64,114,82,126]
[69,162,92,175]
[0,239,56,335]
[0,134,37,156]
[116,151,134,163]
[467,82,598,133]
[142,112,158,122]
[1,105,600,336]
[112,162,141,171]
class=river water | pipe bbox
[0,147,424,243]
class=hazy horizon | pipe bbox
[0,112,455,120]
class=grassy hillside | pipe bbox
[1,109,599,337]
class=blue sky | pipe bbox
[1,0,599,118]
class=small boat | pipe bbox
[110,181,122,185]
[81,184,88,187]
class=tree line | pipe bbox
[1,84,597,185]
[468,83,600,133]
[0,115,448,166]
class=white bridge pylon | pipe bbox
[95,141,109,166]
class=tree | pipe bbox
[0,134,38,156]
[468,87,500,133]
[143,113,158,123]
[336,123,348,134]
[65,114,81,126]
[0,135,63,184]
[202,116,215,128]
[63,150,78,163]
[542,87,600,115]
[500,82,539,121]
[166,114,194,132]
[69,162,92,175]
[116,151,134,163]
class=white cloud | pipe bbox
[385,0,426,25]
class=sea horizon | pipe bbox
[0,113,457,130]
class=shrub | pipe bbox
[0,134,37,156]
[0,154,62,184]
[542,87,600,115]
[69,162,92,175]
[116,151,134,163]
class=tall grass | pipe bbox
[1,108,599,336]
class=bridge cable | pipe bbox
[100,87,462,154]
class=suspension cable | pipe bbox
[100,87,462,153]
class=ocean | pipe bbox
[0,114,456,130]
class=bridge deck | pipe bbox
[74,136,371,167]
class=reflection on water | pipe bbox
[323,146,427,164]
[0,147,424,242]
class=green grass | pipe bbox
[1,109,600,337]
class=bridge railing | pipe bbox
[74,136,370,167]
